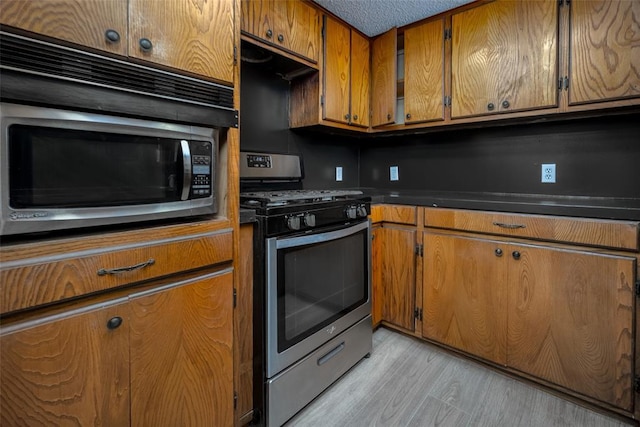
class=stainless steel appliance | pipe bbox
[0,30,238,236]
[241,152,372,427]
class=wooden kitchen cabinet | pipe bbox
[241,0,320,64]
[450,0,558,118]
[371,27,397,127]
[323,16,370,127]
[423,233,508,365]
[403,18,446,124]
[0,0,235,84]
[0,0,128,56]
[567,0,640,106]
[1,300,130,426]
[0,270,234,427]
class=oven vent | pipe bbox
[0,31,234,110]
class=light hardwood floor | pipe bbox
[285,327,633,427]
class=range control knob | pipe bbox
[345,206,358,220]
[356,205,368,218]
[303,213,316,227]
[286,215,301,231]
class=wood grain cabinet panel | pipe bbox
[371,27,397,127]
[1,230,233,314]
[375,204,417,225]
[422,232,508,365]
[1,300,130,426]
[507,245,635,411]
[323,15,351,125]
[0,0,128,56]
[378,226,416,331]
[129,270,234,427]
[404,18,445,124]
[568,0,640,105]
[350,29,371,128]
[128,0,234,83]
[451,0,558,118]
[241,0,319,64]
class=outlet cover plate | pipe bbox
[390,166,399,181]
[541,163,556,183]
[335,166,343,181]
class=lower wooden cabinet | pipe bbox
[1,269,234,427]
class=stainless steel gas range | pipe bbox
[240,152,372,427]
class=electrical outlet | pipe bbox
[335,166,343,182]
[390,166,399,181]
[541,163,556,183]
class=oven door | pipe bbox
[265,220,371,378]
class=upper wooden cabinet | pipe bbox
[371,27,397,127]
[0,0,128,56]
[450,0,559,118]
[403,19,446,124]
[128,0,234,83]
[323,16,370,127]
[0,0,235,84]
[567,0,640,106]
[241,0,320,64]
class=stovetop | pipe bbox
[240,189,365,208]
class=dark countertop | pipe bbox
[361,189,640,222]
[240,208,257,224]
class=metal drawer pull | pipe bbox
[317,342,345,366]
[97,259,155,276]
[493,222,526,229]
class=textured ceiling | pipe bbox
[311,0,476,37]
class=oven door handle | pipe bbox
[317,342,345,366]
[180,140,192,201]
[274,221,369,249]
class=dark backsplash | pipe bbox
[359,115,640,198]
[241,56,640,199]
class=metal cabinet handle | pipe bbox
[512,251,521,260]
[107,316,123,330]
[493,222,526,229]
[344,113,350,120]
[487,103,495,111]
[406,113,411,119]
[387,113,391,120]
[353,114,358,121]
[97,259,155,276]
[266,29,273,38]
[139,38,153,52]
[277,34,284,43]
[495,248,503,257]
[502,100,510,109]
[105,29,120,43]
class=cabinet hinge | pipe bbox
[320,95,325,107]
[234,391,238,409]
[444,96,452,108]
[444,28,452,41]
[635,280,640,297]
[559,0,570,6]
[414,308,423,321]
[233,46,238,65]
[233,288,237,308]
[558,76,569,91]
[415,243,423,257]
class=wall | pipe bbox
[359,114,640,198]
[240,60,360,189]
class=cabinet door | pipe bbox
[371,27,397,127]
[451,0,558,118]
[350,30,371,128]
[404,19,445,124]
[1,301,129,425]
[236,225,254,426]
[423,233,507,365]
[371,225,383,326]
[378,226,416,331]
[0,0,127,56]
[569,0,640,105]
[241,0,274,43]
[323,15,351,125]
[276,0,320,63]
[130,271,234,427]
[507,245,635,411]
[128,0,234,84]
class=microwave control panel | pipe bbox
[190,141,212,198]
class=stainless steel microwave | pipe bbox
[0,103,217,236]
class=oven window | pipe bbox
[9,125,183,208]
[277,228,369,352]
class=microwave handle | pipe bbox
[180,140,192,201]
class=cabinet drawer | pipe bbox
[371,204,417,225]
[424,208,639,251]
[1,229,233,314]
